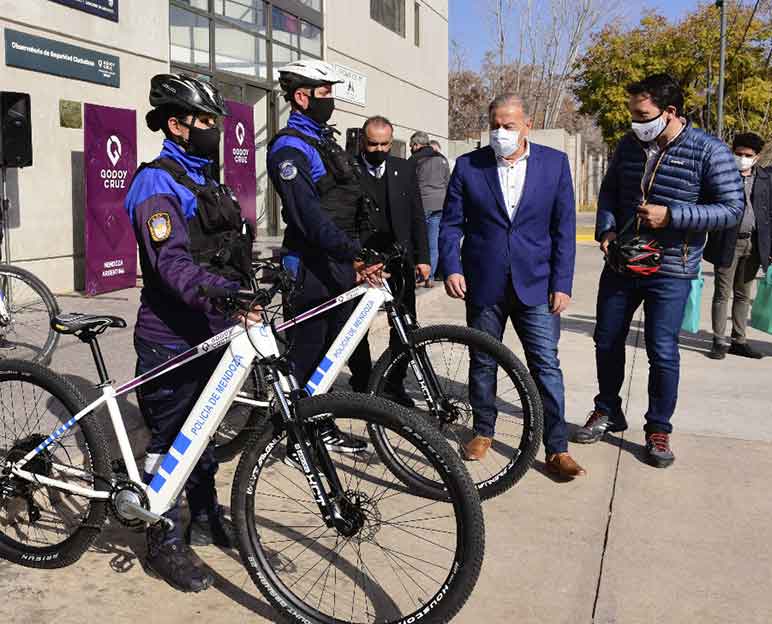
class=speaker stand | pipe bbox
[0,166,11,264]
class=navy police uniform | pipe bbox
[125,138,250,542]
[267,111,365,388]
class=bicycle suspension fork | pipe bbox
[264,360,363,537]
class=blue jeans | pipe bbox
[594,268,692,434]
[466,284,568,455]
[425,211,442,280]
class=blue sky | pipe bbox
[449,0,707,69]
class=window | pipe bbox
[170,6,210,68]
[215,21,268,78]
[272,7,300,48]
[392,139,407,159]
[214,0,267,35]
[272,44,299,80]
[299,20,322,57]
[370,0,405,37]
[414,2,420,46]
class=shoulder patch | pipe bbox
[147,211,172,243]
[279,160,298,181]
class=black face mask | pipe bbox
[364,150,389,167]
[305,95,335,125]
[180,121,221,159]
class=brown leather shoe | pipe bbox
[545,452,586,478]
[462,435,492,461]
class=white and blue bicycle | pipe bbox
[0,262,484,624]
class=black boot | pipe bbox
[186,505,237,548]
[146,524,214,593]
[728,342,763,359]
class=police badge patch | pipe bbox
[279,160,297,180]
[147,212,172,242]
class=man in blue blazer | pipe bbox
[439,94,583,479]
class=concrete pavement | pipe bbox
[3,241,772,623]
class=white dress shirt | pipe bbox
[363,157,386,179]
[496,140,530,221]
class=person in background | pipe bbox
[439,93,582,479]
[574,74,744,468]
[411,131,450,287]
[705,132,771,360]
[347,117,431,405]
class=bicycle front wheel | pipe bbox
[368,324,544,501]
[0,264,60,364]
[231,392,485,624]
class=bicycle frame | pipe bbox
[8,281,392,519]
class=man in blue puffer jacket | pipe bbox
[574,74,744,467]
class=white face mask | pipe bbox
[631,113,668,142]
[734,155,756,172]
[489,128,520,158]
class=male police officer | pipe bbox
[125,74,255,592]
[267,60,382,454]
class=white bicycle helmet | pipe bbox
[278,60,344,101]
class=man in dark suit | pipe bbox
[439,94,583,479]
[705,132,771,360]
[347,115,431,402]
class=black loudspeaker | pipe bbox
[345,127,361,155]
[0,92,33,168]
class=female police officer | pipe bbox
[125,74,254,593]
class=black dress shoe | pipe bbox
[707,340,728,360]
[728,342,763,359]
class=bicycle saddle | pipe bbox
[51,312,127,335]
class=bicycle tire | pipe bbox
[231,392,485,624]
[0,360,110,568]
[368,324,544,501]
[214,366,270,462]
[0,264,60,365]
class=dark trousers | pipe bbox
[593,267,691,434]
[284,258,358,387]
[466,283,568,456]
[712,236,760,345]
[348,267,417,391]
[134,335,220,543]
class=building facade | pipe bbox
[0,0,448,293]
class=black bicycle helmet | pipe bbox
[146,74,229,131]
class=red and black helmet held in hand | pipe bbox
[606,216,664,277]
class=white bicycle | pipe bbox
[0,264,484,624]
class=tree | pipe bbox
[574,3,772,147]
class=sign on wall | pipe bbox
[83,103,137,295]
[48,0,119,22]
[4,29,120,88]
[333,64,367,107]
[223,100,257,227]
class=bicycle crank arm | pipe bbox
[115,498,174,531]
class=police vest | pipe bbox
[268,128,372,241]
[132,157,254,285]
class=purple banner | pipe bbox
[83,103,137,295]
[224,100,257,226]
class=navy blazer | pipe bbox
[439,143,576,308]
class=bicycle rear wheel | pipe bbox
[0,264,60,364]
[368,324,544,501]
[232,392,485,624]
[0,360,109,568]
